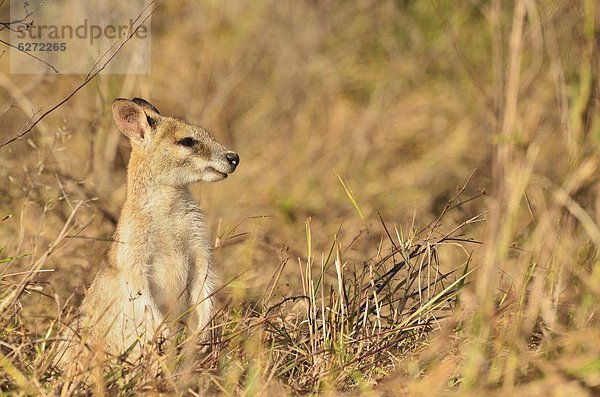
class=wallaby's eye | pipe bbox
[177,137,196,147]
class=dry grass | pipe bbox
[0,186,477,395]
[1,0,600,395]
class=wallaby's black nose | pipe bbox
[226,152,240,167]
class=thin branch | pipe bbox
[0,2,160,149]
[0,38,58,73]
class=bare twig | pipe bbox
[0,2,160,149]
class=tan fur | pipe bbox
[55,98,238,366]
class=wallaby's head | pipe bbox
[112,97,239,185]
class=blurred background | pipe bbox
[0,0,494,305]
[1,0,599,394]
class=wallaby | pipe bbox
[55,98,238,367]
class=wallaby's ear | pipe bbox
[132,98,161,129]
[132,97,160,115]
[112,98,152,142]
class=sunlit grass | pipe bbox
[1,0,600,395]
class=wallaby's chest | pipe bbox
[145,200,209,318]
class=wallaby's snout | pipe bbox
[196,144,239,182]
[226,152,240,168]
[211,151,239,179]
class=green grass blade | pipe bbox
[335,171,369,232]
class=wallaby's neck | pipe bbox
[123,150,192,212]
[110,150,197,270]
